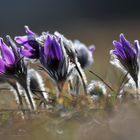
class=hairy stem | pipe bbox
[75,63,88,95]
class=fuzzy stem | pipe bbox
[17,77,36,111]
[75,63,88,95]
[23,84,36,111]
[8,80,24,109]
[14,84,24,108]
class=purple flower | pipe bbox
[0,36,37,110]
[54,32,89,95]
[112,33,139,88]
[15,26,40,59]
[40,34,70,88]
[54,31,76,63]
[73,40,95,69]
[0,36,27,77]
[55,32,95,69]
[0,38,16,75]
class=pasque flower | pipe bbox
[111,33,140,88]
[0,36,36,110]
[15,26,40,59]
[0,37,26,76]
[54,32,92,95]
[73,40,95,69]
[39,34,71,93]
[55,32,95,69]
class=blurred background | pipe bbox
[1,0,140,81]
[1,1,140,140]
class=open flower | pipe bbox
[40,34,71,92]
[73,40,95,69]
[15,26,40,59]
[110,33,140,88]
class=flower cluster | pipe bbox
[1,25,140,114]
[0,26,95,112]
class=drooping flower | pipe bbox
[0,37,21,76]
[0,36,29,79]
[73,40,95,69]
[111,33,140,88]
[0,36,36,110]
[39,33,71,92]
[15,26,40,59]
[54,32,90,95]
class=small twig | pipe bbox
[89,70,114,92]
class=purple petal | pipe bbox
[120,34,134,52]
[120,33,131,48]
[113,40,123,50]
[123,44,136,59]
[15,36,34,50]
[44,34,63,61]
[113,50,124,61]
[44,35,53,56]
[0,59,5,74]
[113,41,126,59]
[119,34,136,59]
[22,43,35,50]
[15,36,28,44]
[0,38,15,65]
[24,26,36,36]
[21,49,35,58]
[52,37,63,60]
[89,45,95,53]
[40,47,45,65]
